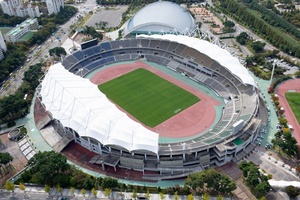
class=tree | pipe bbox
[202,193,210,200]
[0,152,13,165]
[70,187,75,196]
[49,47,67,57]
[217,194,223,200]
[187,194,194,200]
[239,161,271,198]
[44,185,50,194]
[145,189,151,199]
[5,180,14,192]
[102,177,118,189]
[251,41,266,52]
[56,185,62,195]
[159,191,165,200]
[174,191,179,200]
[236,32,249,45]
[185,169,236,195]
[223,20,235,28]
[286,185,300,197]
[24,151,71,186]
[91,188,98,197]
[19,182,25,193]
[104,188,112,199]
[80,188,86,197]
[131,188,137,200]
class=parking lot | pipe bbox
[85,5,128,28]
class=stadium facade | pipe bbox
[123,1,196,37]
[37,34,265,180]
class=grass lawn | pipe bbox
[285,92,300,124]
[99,68,200,127]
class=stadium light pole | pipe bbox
[270,59,277,86]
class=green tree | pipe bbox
[145,189,151,199]
[174,191,179,200]
[131,188,137,199]
[5,180,14,192]
[49,47,67,57]
[24,151,71,186]
[185,169,236,195]
[286,185,300,197]
[0,152,13,165]
[104,188,112,199]
[91,188,98,197]
[187,194,194,200]
[217,194,223,200]
[80,188,86,197]
[202,193,210,200]
[56,185,62,195]
[251,41,266,52]
[70,187,75,196]
[223,20,235,28]
[239,161,271,198]
[159,191,165,200]
[44,185,50,194]
[19,182,25,192]
[236,32,249,45]
[102,177,118,189]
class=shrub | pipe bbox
[286,185,300,197]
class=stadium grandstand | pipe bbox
[36,35,265,180]
[122,1,196,37]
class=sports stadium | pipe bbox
[35,2,266,181]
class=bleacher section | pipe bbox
[61,38,260,178]
[120,156,144,170]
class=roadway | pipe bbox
[0,0,97,99]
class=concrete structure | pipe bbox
[123,1,195,37]
[4,18,38,43]
[37,35,266,180]
[46,0,64,15]
[0,31,7,52]
[0,48,4,61]
[0,0,40,17]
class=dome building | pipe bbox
[123,1,195,37]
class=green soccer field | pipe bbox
[285,92,300,124]
[98,68,200,127]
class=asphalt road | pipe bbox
[0,0,97,99]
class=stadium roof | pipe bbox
[138,34,256,87]
[40,63,159,154]
[124,1,195,36]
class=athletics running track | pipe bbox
[276,79,300,145]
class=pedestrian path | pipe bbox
[247,148,299,181]
[25,93,52,152]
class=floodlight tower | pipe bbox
[270,59,277,86]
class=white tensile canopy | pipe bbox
[40,63,159,154]
[138,34,256,87]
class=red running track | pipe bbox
[276,79,300,145]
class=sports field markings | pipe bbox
[285,92,300,124]
[98,68,200,127]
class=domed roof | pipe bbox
[125,1,195,35]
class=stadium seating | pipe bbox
[60,38,259,178]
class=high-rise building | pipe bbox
[0,31,7,52]
[46,0,64,15]
[0,0,40,17]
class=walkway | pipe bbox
[250,72,278,146]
